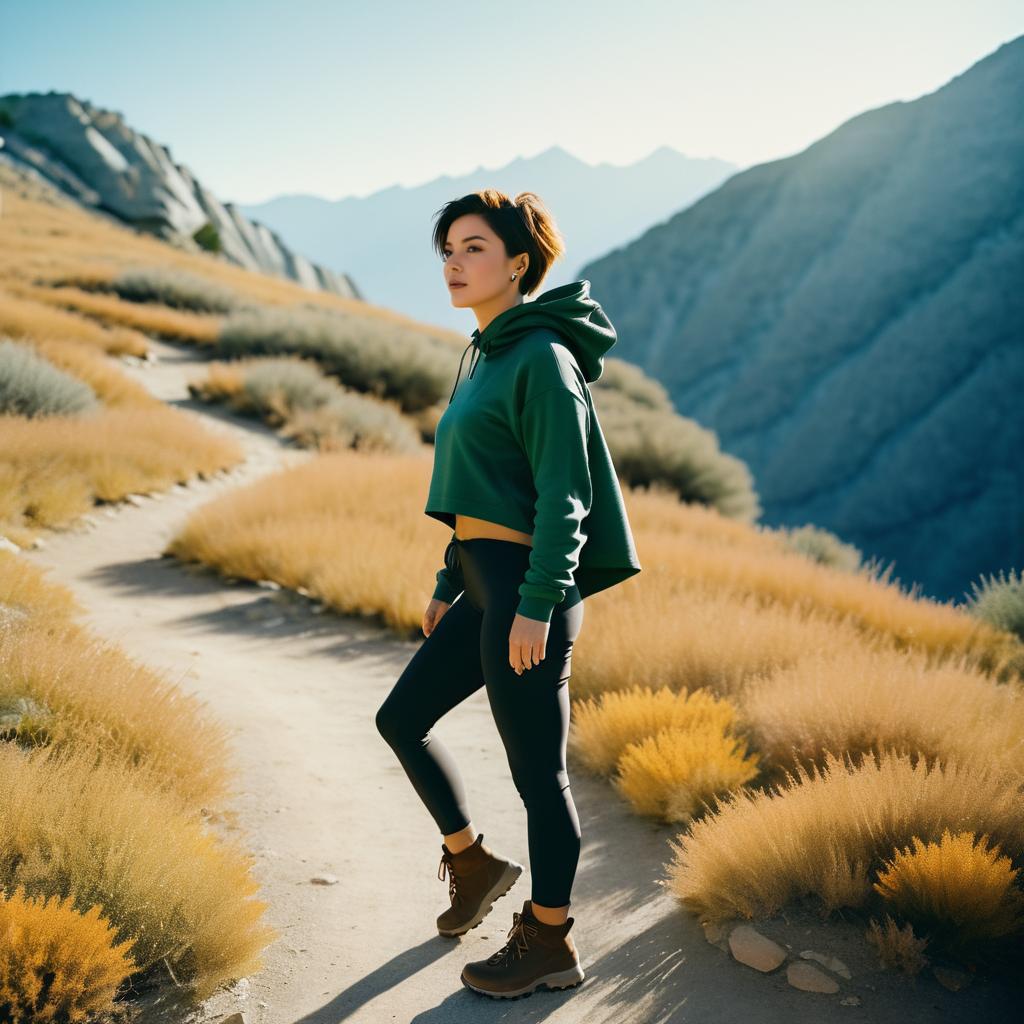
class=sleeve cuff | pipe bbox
[515,594,556,623]
[433,574,462,604]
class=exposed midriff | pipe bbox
[454,513,533,548]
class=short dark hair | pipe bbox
[431,189,566,296]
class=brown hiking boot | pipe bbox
[436,832,523,937]
[460,899,586,998]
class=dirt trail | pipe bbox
[20,338,1018,1023]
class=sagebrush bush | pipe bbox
[0,883,136,1023]
[569,684,740,776]
[613,724,760,823]
[190,356,423,454]
[0,337,99,418]
[592,356,675,412]
[872,830,1024,953]
[215,304,456,412]
[112,266,243,313]
[593,387,760,520]
[778,523,862,572]
[964,567,1024,641]
[13,335,158,409]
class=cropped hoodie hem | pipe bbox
[425,279,642,619]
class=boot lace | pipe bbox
[438,851,461,906]
[486,911,538,964]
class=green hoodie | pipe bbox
[425,278,642,622]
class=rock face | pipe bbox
[581,36,1024,603]
[0,91,361,300]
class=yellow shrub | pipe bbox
[569,684,739,776]
[0,883,136,1023]
[873,829,1024,948]
[613,724,760,823]
[0,743,277,1003]
[664,750,1024,924]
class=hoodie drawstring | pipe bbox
[447,340,472,405]
[447,338,483,404]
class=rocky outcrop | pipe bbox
[0,91,361,300]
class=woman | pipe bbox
[375,189,641,999]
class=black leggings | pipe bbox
[375,537,585,907]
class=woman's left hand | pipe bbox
[509,613,549,675]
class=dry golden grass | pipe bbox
[738,645,1024,781]
[0,550,231,808]
[613,724,760,823]
[873,830,1024,948]
[0,883,136,1022]
[0,284,149,357]
[0,742,277,1002]
[9,280,222,345]
[0,546,83,623]
[0,405,244,532]
[663,750,1024,924]
[166,448,439,635]
[568,685,740,776]
[190,359,247,400]
[0,162,465,344]
[11,334,159,409]
[572,569,892,701]
[0,615,232,809]
[164,452,1020,683]
[625,488,1015,675]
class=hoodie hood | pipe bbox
[447,279,616,403]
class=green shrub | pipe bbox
[112,266,240,312]
[192,221,222,253]
[0,338,100,417]
[215,305,453,412]
[779,523,863,572]
[593,386,760,520]
[964,567,1024,641]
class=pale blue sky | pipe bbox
[3,0,1021,204]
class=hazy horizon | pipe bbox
[2,0,1021,206]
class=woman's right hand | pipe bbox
[423,597,450,637]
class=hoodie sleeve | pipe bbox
[432,531,464,603]
[516,385,593,623]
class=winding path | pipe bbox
[21,337,1018,1023]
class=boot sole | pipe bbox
[437,861,524,937]
[461,963,586,998]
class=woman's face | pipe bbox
[442,213,524,308]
